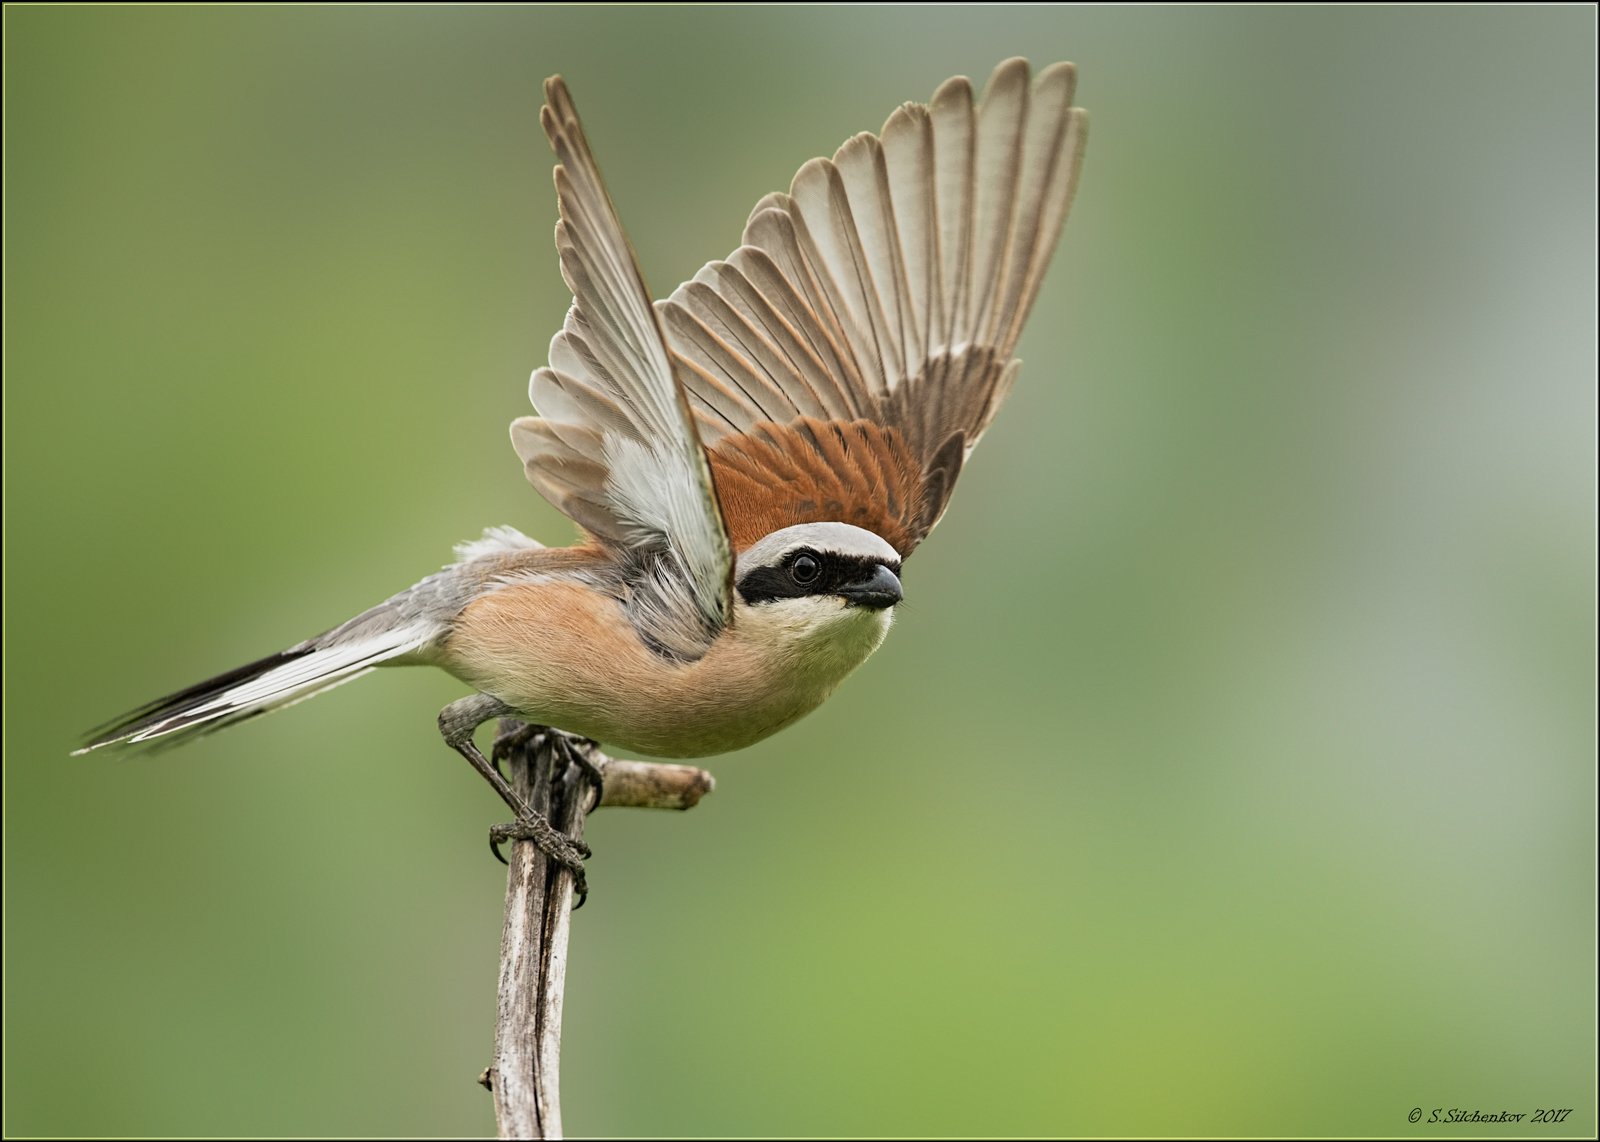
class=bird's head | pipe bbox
[732,522,903,664]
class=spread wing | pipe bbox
[658,58,1087,556]
[512,77,732,658]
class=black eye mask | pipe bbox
[736,549,902,605]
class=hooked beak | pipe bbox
[838,563,903,610]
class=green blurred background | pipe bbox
[5,6,1594,1137]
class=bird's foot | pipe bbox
[489,812,591,904]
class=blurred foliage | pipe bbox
[4,6,1594,1137]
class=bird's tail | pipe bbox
[74,527,545,756]
[73,612,439,756]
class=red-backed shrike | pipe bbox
[80,59,1088,880]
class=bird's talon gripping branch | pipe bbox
[489,814,590,888]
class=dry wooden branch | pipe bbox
[480,722,713,1140]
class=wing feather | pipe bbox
[881,101,937,367]
[930,74,976,351]
[964,57,1029,348]
[658,285,801,423]
[724,247,866,421]
[743,203,875,404]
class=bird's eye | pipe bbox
[790,552,821,585]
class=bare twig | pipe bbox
[480,722,714,1139]
[594,758,716,811]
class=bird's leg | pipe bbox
[439,693,533,815]
[438,695,590,889]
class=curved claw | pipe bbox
[489,822,589,906]
[489,817,589,879]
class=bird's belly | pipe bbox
[441,580,891,759]
[480,643,854,758]
[554,675,833,758]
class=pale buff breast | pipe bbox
[437,579,892,758]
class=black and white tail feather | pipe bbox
[73,527,541,755]
[73,630,430,756]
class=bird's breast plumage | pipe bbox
[439,576,892,757]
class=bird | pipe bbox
[77,58,1089,883]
